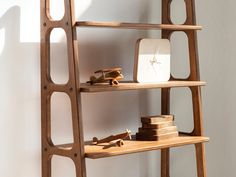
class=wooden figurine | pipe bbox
[92,129,131,145]
[87,68,124,85]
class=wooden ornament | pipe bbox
[92,129,131,145]
[87,68,124,85]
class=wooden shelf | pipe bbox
[79,81,206,93]
[75,21,202,31]
[41,0,208,176]
[84,135,209,159]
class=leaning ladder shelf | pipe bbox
[40,0,209,177]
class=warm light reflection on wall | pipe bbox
[48,0,92,42]
[50,0,65,20]
[50,28,67,43]
[49,0,93,21]
[0,0,92,43]
[75,0,92,17]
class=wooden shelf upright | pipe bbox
[40,0,208,177]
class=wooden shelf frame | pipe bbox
[160,1,207,177]
[40,1,208,177]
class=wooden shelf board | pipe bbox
[79,81,206,93]
[75,21,202,30]
[84,135,209,159]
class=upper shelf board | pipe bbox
[75,21,202,30]
[79,81,206,93]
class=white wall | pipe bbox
[197,1,236,177]
[0,0,235,177]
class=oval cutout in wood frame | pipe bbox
[52,155,76,177]
[49,0,65,20]
[170,88,194,133]
[170,0,187,24]
[170,32,190,79]
[50,28,69,84]
[51,92,74,146]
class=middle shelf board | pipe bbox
[75,21,202,31]
[79,81,206,93]
[85,135,209,159]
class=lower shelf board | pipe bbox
[85,135,209,159]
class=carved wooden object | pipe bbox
[87,68,124,85]
[93,130,131,144]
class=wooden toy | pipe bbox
[103,139,125,149]
[87,68,124,85]
[115,139,124,147]
[92,129,131,145]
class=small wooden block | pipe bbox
[142,121,173,129]
[138,126,177,136]
[136,131,179,141]
[141,115,174,124]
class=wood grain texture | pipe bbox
[40,0,208,177]
[142,121,174,129]
[195,143,207,177]
[136,131,179,141]
[84,136,209,159]
[40,0,86,177]
[80,81,206,92]
[160,0,208,177]
[138,126,177,136]
[141,115,174,123]
[76,21,202,30]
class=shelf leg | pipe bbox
[42,155,52,177]
[191,86,204,135]
[161,148,170,177]
[73,159,87,177]
[195,143,207,177]
[161,88,170,177]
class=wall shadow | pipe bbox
[76,0,150,81]
[0,6,41,177]
[0,1,159,177]
[75,1,158,177]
